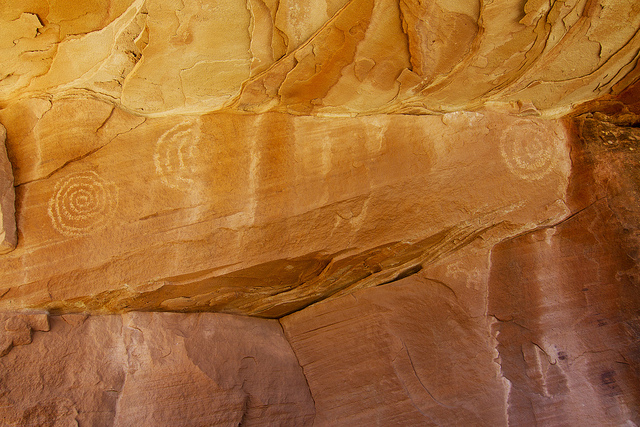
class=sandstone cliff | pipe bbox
[0,0,638,425]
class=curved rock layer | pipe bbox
[1,0,639,116]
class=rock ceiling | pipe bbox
[1,0,639,116]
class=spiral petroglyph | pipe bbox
[48,171,119,237]
[499,120,559,181]
[154,119,203,190]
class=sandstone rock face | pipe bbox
[0,101,570,315]
[0,314,125,426]
[0,0,639,116]
[0,124,16,254]
[276,108,640,425]
[487,110,640,425]
[0,312,48,357]
[490,200,640,426]
[0,0,639,425]
[281,276,508,426]
[0,312,314,426]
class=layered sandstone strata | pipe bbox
[0,0,639,425]
[1,0,638,116]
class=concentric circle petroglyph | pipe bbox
[48,171,119,237]
[499,120,559,181]
[154,119,203,190]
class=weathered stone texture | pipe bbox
[0,314,124,426]
[0,312,48,357]
[0,312,315,426]
[0,124,16,254]
[0,103,570,316]
[0,0,638,425]
[281,276,508,426]
[487,112,640,425]
[490,200,640,426]
[1,0,639,116]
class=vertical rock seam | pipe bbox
[0,124,17,254]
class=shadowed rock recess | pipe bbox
[0,0,638,425]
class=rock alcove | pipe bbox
[0,0,639,425]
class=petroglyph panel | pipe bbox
[154,119,205,191]
[0,102,572,315]
[499,120,560,181]
[48,171,119,237]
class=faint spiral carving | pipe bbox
[154,119,203,190]
[499,120,559,181]
[48,171,119,237]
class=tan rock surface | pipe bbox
[0,123,16,254]
[0,0,638,425]
[0,99,570,315]
[1,0,638,116]
[280,275,508,426]
[0,312,314,426]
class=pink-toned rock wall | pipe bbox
[0,312,314,426]
[487,113,640,425]
[490,199,640,425]
[280,277,507,426]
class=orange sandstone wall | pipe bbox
[0,0,639,425]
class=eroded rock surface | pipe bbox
[0,124,16,254]
[490,199,640,426]
[0,312,314,426]
[487,108,640,425]
[271,108,640,425]
[281,275,508,426]
[0,314,125,426]
[0,0,638,116]
[0,312,48,357]
[0,0,638,425]
[0,100,570,315]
